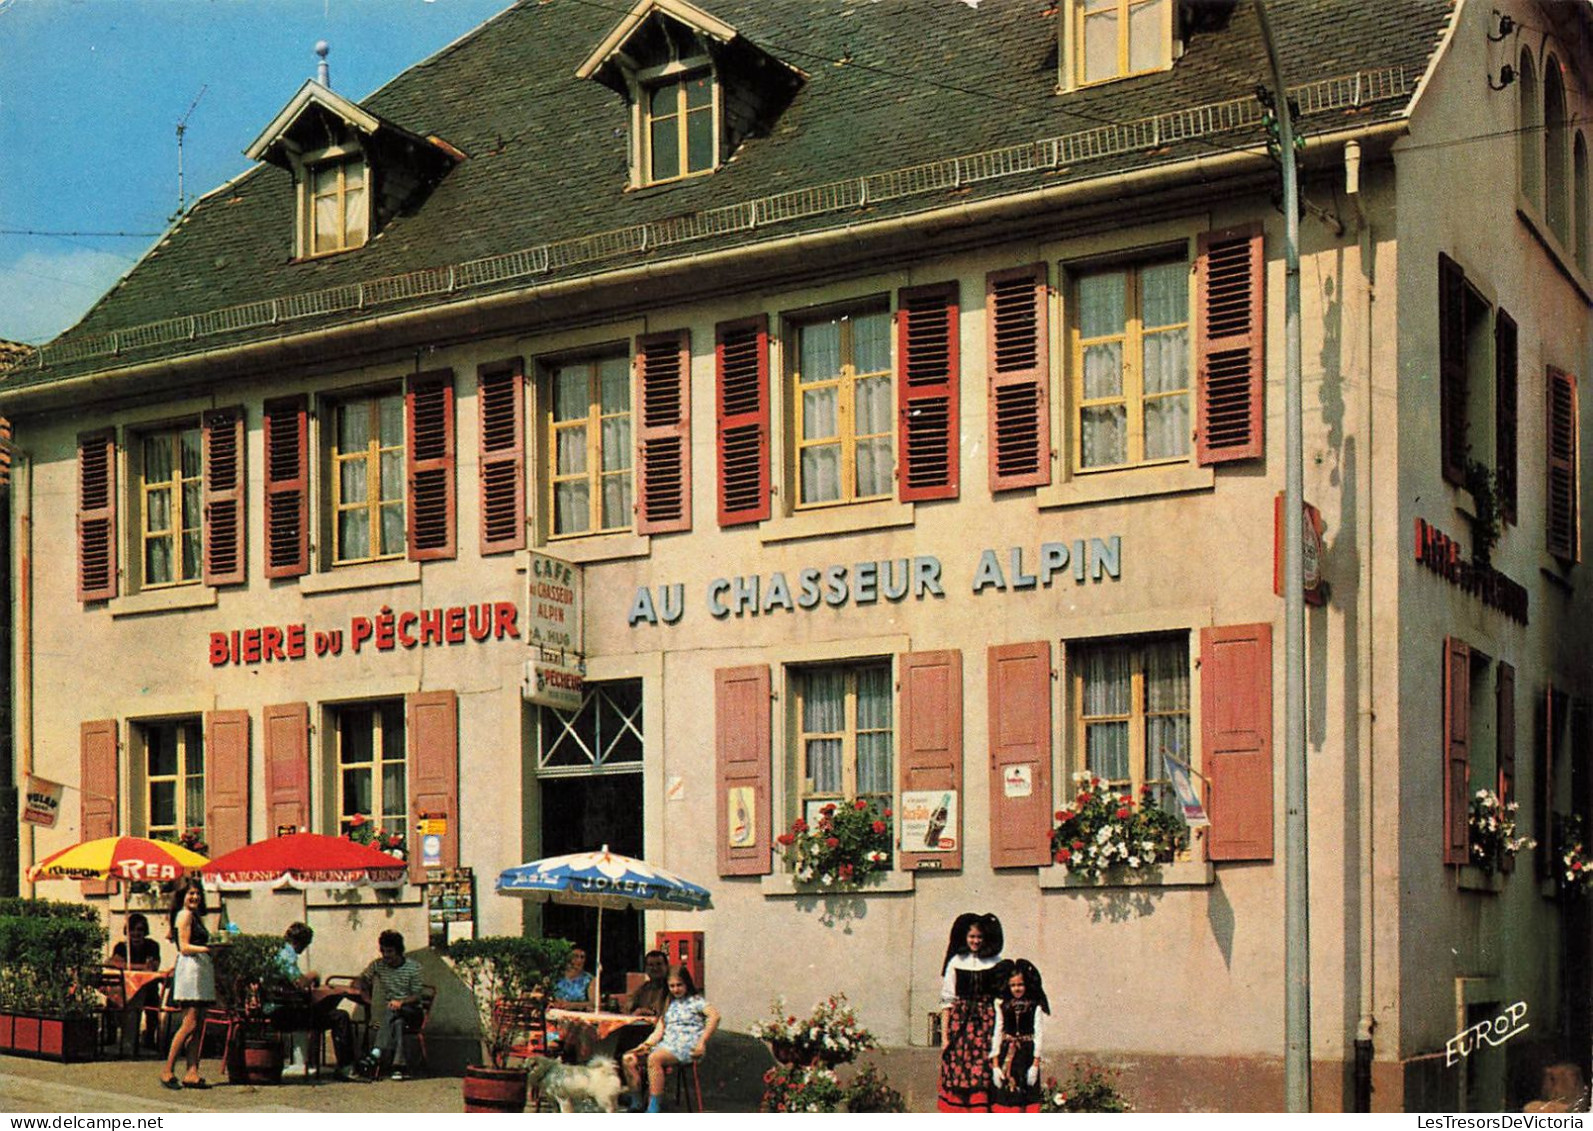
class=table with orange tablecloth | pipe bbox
[103,969,170,1057]
[547,1007,653,1042]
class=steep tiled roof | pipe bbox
[14,0,1452,388]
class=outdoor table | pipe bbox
[104,969,169,1057]
[547,1006,652,1042]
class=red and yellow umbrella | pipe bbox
[27,835,209,884]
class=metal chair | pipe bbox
[93,966,129,1051]
[668,1058,706,1112]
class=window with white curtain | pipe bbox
[546,354,633,537]
[331,390,406,564]
[136,719,205,843]
[792,307,893,507]
[1072,0,1173,87]
[1071,257,1190,471]
[306,155,368,257]
[1072,635,1189,810]
[138,423,204,587]
[794,661,893,815]
[335,700,407,845]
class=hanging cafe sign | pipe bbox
[627,537,1123,626]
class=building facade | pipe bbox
[4,0,1590,1112]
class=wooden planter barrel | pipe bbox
[233,1035,285,1085]
[463,1065,529,1113]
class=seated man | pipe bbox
[613,950,670,1059]
[272,922,353,1078]
[356,929,425,1081]
[106,912,163,1048]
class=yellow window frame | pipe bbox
[794,661,894,811]
[643,71,716,185]
[546,356,633,538]
[335,701,408,842]
[139,424,203,588]
[1071,637,1188,801]
[307,156,368,257]
[1073,0,1173,88]
[331,392,405,565]
[792,310,893,509]
[140,719,204,843]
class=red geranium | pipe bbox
[853,799,868,811]
[825,836,841,849]
[1116,807,1131,819]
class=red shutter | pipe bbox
[1201,623,1273,861]
[264,702,311,834]
[205,709,250,857]
[407,370,456,561]
[899,650,964,872]
[408,690,458,882]
[1497,662,1516,872]
[1438,254,1468,486]
[715,665,771,876]
[1495,311,1518,524]
[986,265,1051,491]
[77,430,117,602]
[897,282,960,502]
[1443,636,1472,865]
[201,407,246,586]
[1547,368,1579,562]
[478,359,526,555]
[716,316,770,526]
[635,330,692,535]
[262,396,309,579]
[1195,225,1265,464]
[987,642,1052,868]
[80,720,118,896]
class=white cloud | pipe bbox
[0,246,133,345]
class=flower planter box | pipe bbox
[0,1012,98,1062]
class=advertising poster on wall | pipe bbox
[900,789,958,852]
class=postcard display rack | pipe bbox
[426,866,476,947]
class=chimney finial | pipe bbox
[315,41,330,87]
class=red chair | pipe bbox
[668,1058,705,1112]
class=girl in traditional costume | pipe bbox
[937,911,1004,1112]
[989,958,1050,1112]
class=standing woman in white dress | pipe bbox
[160,876,216,1090]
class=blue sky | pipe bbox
[0,0,516,345]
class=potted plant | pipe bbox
[1049,775,1189,882]
[0,898,105,1062]
[1468,788,1535,875]
[444,935,571,1113]
[210,932,297,1083]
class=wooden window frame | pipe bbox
[303,151,369,258]
[334,700,408,845]
[544,352,634,539]
[1071,0,1174,89]
[135,718,205,844]
[1070,255,1191,473]
[790,660,894,817]
[330,390,406,565]
[1069,634,1190,810]
[642,69,717,186]
[137,423,204,589]
[789,304,894,510]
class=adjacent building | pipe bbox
[4,0,1590,1111]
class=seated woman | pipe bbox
[620,966,718,1113]
[109,912,162,971]
[551,946,596,1011]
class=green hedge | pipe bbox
[0,903,107,1016]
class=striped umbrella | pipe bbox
[28,834,208,885]
[496,846,711,994]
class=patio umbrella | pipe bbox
[496,845,711,994]
[28,834,209,885]
[200,832,408,891]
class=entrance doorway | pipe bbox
[536,679,644,998]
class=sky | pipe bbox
[0,0,518,346]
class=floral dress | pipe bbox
[938,953,1001,1112]
[657,994,710,1062]
[989,997,1045,1113]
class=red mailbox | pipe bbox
[655,930,704,992]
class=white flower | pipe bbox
[1128,856,1141,867]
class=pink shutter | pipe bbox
[1497,662,1516,873]
[1495,311,1518,524]
[715,666,771,876]
[201,407,246,587]
[899,650,964,872]
[1437,254,1468,486]
[986,265,1051,491]
[716,316,770,526]
[408,690,458,882]
[1547,368,1579,562]
[897,282,960,502]
[1195,225,1265,464]
[1443,637,1472,865]
[478,359,526,555]
[987,642,1053,868]
[262,396,309,579]
[77,430,117,602]
[635,330,692,535]
[264,702,311,834]
[407,370,456,561]
[205,709,250,857]
[1201,623,1274,861]
[80,720,118,896]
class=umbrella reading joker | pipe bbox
[496,847,712,996]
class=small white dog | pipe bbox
[525,1054,625,1113]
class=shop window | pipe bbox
[1071,257,1190,471]
[304,152,369,258]
[646,72,716,185]
[791,661,894,818]
[137,424,203,588]
[789,305,894,508]
[134,719,205,844]
[1070,0,1173,88]
[1070,634,1188,810]
[536,680,644,775]
[330,390,406,564]
[545,353,633,538]
[335,700,407,846]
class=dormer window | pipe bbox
[646,70,716,183]
[307,149,369,256]
[1073,0,1173,87]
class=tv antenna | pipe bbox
[172,85,208,222]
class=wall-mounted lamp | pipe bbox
[1488,11,1516,41]
[1489,63,1516,91]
